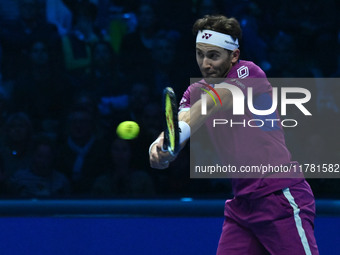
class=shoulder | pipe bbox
[228,60,267,79]
[183,79,206,95]
[179,79,205,107]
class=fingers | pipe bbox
[149,138,171,169]
[150,150,169,169]
[150,153,169,169]
[150,158,169,169]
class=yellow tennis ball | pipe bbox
[116,121,140,140]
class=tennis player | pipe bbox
[149,15,319,254]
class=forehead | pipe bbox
[196,43,225,53]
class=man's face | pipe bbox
[93,43,112,68]
[30,42,48,66]
[138,4,155,30]
[196,43,233,81]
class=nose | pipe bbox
[202,57,211,70]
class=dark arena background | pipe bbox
[0,0,339,254]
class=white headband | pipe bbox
[196,29,239,51]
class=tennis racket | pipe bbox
[162,87,180,156]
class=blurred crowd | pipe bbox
[0,0,339,199]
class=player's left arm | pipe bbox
[179,86,233,134]
[150,85,233,169]
[149,131,177,169]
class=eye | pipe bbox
[196,51,204,58]
[208,53,220,60]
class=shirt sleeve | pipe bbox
[178,86,192,113]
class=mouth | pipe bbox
[205,73,216,77]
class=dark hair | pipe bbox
[192,15,242,42]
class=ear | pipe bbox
[231,49,240,64]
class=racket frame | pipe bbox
[162,87,180,156]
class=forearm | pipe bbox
[149,86,232,169]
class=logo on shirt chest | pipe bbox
[237,66,249,79]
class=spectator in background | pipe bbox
[0,43,11,128]
[88,40,125,101]
[236,2,270,72]
[151,30,185,95]
[0,0,20,23]
[104,0,138,54]
[126,82,151,122]
[97,81,151,130]
[71,91,98,114]
[314,79,339,115]
[57,105,109,196]
[71,90,115,139]
[11,39,73,135]
[140,102,162,142]
[120,2,161,81]
[0,86,10,130]
[0,112,34,181]
[192,0,224,18]
[87,40,128,137]
[94,80,151,145]
[61,1,103,85]
[46,0,73,36]
[92,137,155,197]
[0,43,14,103]
[131,101,162,171]
[266,31,299,77]
[0,0,61,80]
[6,135,70,198]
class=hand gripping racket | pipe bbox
[162,87,180,156]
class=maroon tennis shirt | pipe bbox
[179,60,303,198]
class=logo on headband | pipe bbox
[202,33,212,39]
[225,40,239,47]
